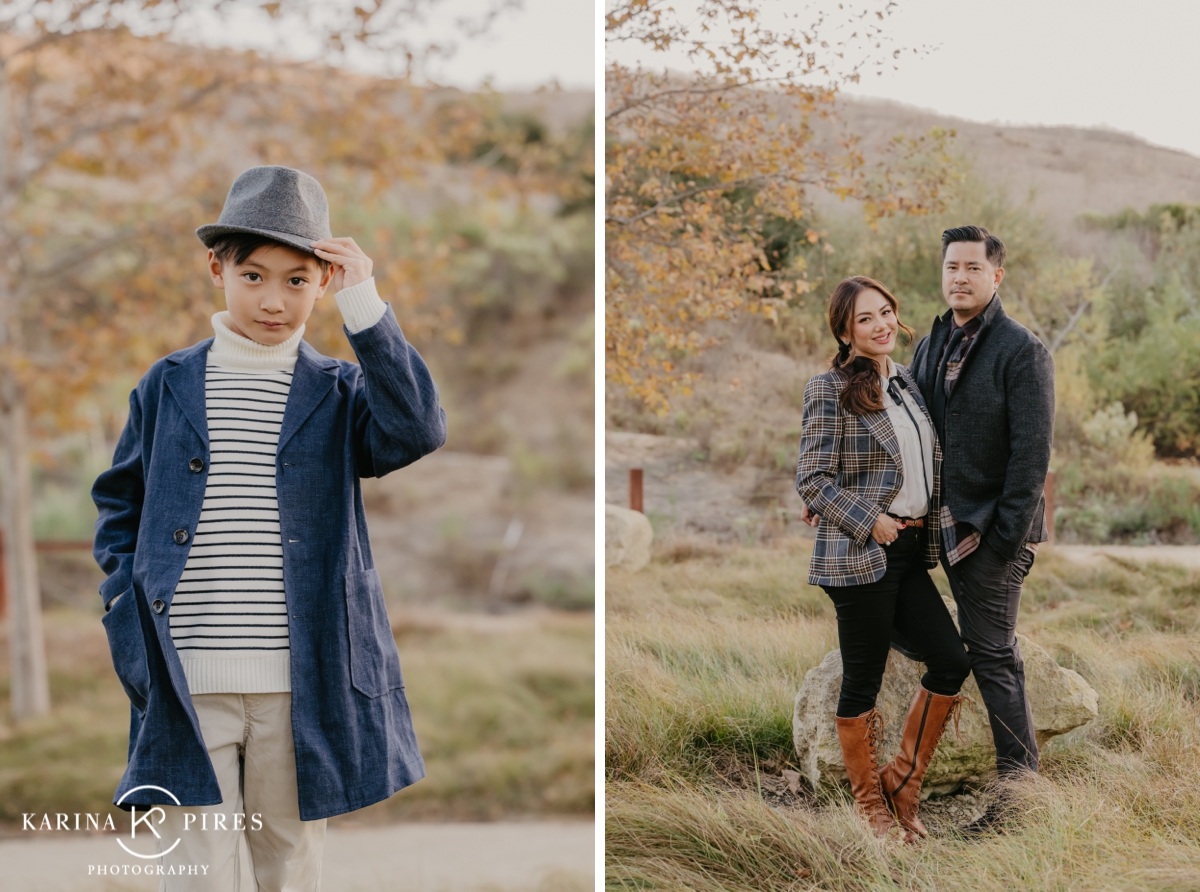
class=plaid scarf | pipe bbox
[939,314,984,565]
[937,307,1039,564]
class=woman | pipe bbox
[796,276,970,842]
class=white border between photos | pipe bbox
[593,1,605,888]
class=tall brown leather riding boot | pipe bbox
[879,686,966,841]
[835,708,897,837]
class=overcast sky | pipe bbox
[607,0,1200,158]
[187,0,595,90]
[839,0,1200,158]
[416,0,595,89]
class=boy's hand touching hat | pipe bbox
[311,237,373,292]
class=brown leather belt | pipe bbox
[888,514,926,528]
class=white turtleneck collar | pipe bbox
[208,312,303,371]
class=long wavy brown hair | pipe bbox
[826,276,915,415]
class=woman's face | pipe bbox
[845,288,898,362]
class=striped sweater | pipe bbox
[171,279,387,695]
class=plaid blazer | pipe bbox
[795,364,943,587]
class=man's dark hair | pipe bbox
[941,225,1006,268]
[209,232,331,274]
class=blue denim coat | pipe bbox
[92,306,446,820]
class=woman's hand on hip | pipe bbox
[871,513,904,545]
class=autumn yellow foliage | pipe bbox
[605,1,956,413]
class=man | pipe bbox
[802,225,1054,834]
[912,225,1054,831]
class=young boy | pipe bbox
[92,165,446,889]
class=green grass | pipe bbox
[0,607,593,830]
[358,612,595,821]
[607,539,1200,891]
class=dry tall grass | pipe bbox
[0,608,594,828]
[607,540,1200,890]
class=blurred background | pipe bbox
[0,1,595,889]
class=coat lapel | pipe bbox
[896,365,932,418]
[918,313,950,398]
[277,340,339,455]
[858,408,903,474]
[162,339,213,445]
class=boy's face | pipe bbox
[209,244,333,346]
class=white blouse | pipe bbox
[880,357,935,519]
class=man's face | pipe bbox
[209,244,333,346]
[942,240,1004,320]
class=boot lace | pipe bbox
[866,708,888,755]
[945,694,975,744]
[865,708,893,817]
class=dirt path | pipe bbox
[1054,544,1200,569]
[0,821,594,892]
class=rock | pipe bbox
[605,504,653,571]
[793,599,1098,797]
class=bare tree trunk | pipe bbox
[1,384,50,720]
[0,47,47,721]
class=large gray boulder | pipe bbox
[605,504,653,572]
[793,604,1098,797]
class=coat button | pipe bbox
[174,529,189,545]
[189,457,205,472]
[152,599,165,614]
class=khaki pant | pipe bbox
[156,692,326,891]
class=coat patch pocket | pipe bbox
[344,568,405,698]
[101,587,151,711]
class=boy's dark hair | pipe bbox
[210,232,331,274]
[941,225,1006,268]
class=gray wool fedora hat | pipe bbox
[197,165,331,256]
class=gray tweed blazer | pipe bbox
[795,363,942,587]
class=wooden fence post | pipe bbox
[1045,470,1056,545]
[629,468,644,513]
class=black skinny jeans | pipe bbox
[821,526,971,719]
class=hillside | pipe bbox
[818,97,1200,251]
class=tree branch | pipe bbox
[1046,264,1121,354]
[1047,297,1090,355]
[5,29,80,63]
[13,74,227,191]
[1011,288,1051,346]
[607,170,821,226]
[604,74,794,121]
[14,231,137,299]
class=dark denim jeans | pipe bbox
[822,526,971,719]
[943,539,1039,776]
